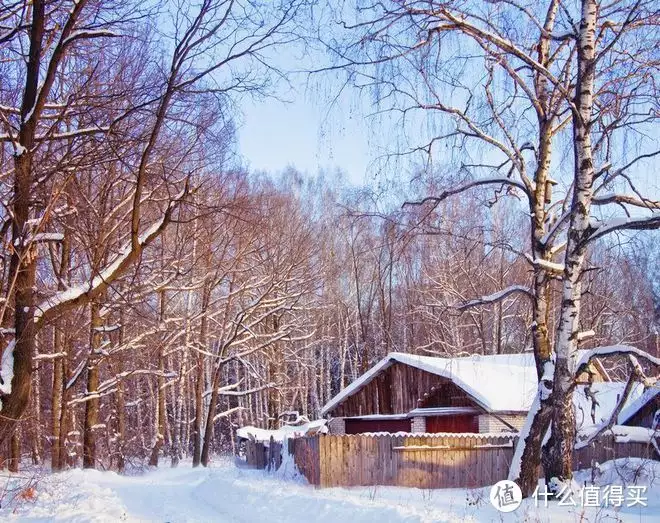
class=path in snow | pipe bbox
[1,457,658,522]
[0,459,476,523]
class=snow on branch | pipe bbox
[592,193,660,210]
[586,214,660,244]
[33,352,66,362]
[402,177,530,208]
[456,285,533,311]
[219,383,275,397]
[68,369,177,406]
[576,345,660,377]
[35,184,189,325]
[213,406,245,423]
[0,127,113,143]
[584,425,659,445]
[30,232,64,243]
[68,390,117,406]
[524,254,564,274]
[62,30,121,47]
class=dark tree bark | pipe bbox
[83,300,103,469]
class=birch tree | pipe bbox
[329,0,659,494]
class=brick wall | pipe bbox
[478,414,526,433]
[411,416,426,433]
[328,417,345,435]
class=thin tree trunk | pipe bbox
[192,283,210,467]
[115,314,126,473]
[149,290,167,467]
[148,347,166,466]
[51,327,65,471]
[200,366,222,467]
[31,341,42,465]
[83,300,103,469]
[57,350,71,469]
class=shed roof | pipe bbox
[321,352,541,416]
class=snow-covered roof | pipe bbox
[236,419,327,443]
[618,386,660,424]
[321,352,540,416]
[573,382,647,435]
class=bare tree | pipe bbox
[0,0,309,450]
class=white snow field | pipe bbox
[1,457,659,522]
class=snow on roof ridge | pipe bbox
[321,351,538,417]
[617,386,660,425]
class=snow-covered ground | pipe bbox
[1,457,659,522]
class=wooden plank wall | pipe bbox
[288,436,321,485]
[247,434,659,490]
[314,433,516,489]
[330,363,477,417]
[573,436,657,470]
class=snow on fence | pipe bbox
[245,432,659,489]
[246,433,516,488]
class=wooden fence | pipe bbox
[573,436,657,470]
[244,436,284,471]
[243,433,658,489]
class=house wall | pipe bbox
[327,362,478,417]
[426,414,479,433]
[478,414,526,433]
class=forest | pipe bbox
[0,0,658,501]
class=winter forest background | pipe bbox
[0,0,658,481]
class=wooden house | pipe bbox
[321,351,656,436]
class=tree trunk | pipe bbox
[83,300,103,469]
[148,346,166,467]
[192,282,210,467]
[0,0,45,449]
[509,0,564,497]
[201,366,222,467]
[192,353,205,467]
[31,344,42,465]
[9,430,20,472]
[116,377,126,473]
[51,327,65,471]
[57,351,71,469]
[543,0,598,490]
[149,290,167,467]
[115,314,126,473]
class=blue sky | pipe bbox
[237,81,375,185]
